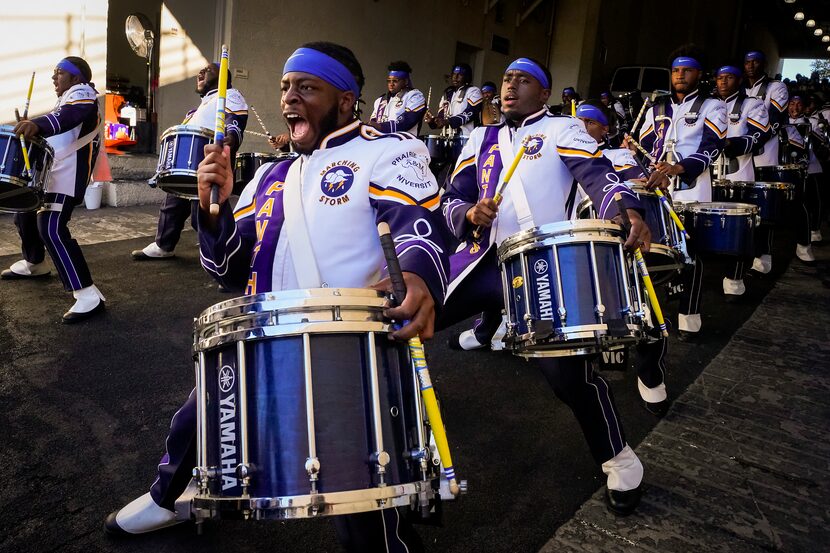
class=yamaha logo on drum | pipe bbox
[534,259,549,274]
[533,257,553,319]
[219,365,235,393]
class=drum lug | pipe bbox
[236,463,252,480]
[371,450,391,470]
[305,457,321,484]
[557,307,567,325]
[720,215,726,229]
[192,467,209,490]
[523,314,534,335]
[595,303,605,317]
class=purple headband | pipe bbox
[388,70,409,79]
[717,65,742,77]
[745,51,765,62]
[791,95,803,102]
[600,91,611,98]
[56,59,87,82]
[576,104,608,126]
[672,56,702,70]
[505,58,549,89]
[563,87,575,94]
[481,84,496,93]
[283,47,360,96]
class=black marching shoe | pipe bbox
[676,329,698,343]
[642,399,670,418]
[605,485,642,516]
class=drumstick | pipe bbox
[471,139,529,241]
[210,45,230,216]
[245,130,272,139]
[18,72,35,177]
[249,104,271,137]
[426,86,432,112]
[628,91,656,139]
[614,193,668,337]
[626,134,690,239]
[377,222,461,496]
[571,99,576,116]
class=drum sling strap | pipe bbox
[54,95,105,163]
[725,93,747,174]
[283,157,323,288]
[497,125,535,231]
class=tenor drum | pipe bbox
[498,220,644,358]
[755,164,805,187]
[191,288,438,520]
[234,152,298,193]
[0,125,54,213]
[677,202,760,257]
[420,134,446,165]
[712,180,794,225]
[445,136,468,164]
[576,184,685,284]
[153,125,214,199]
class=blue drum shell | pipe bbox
[201,332,422,499]
[0,128,52,213]
[155,126,213,196]
[713,181,792,225]
[681,203,757,257]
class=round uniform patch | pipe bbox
[524,136,544,156]
[321,166,355,198]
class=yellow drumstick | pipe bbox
[19,72,35,177]
[571,99,576,116]
[376,222,461,495]
[471,140,528,241]
[614,193,669,337]
[209,45,230,216]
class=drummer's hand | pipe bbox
[268,133,289,150]
[13,120,39,140]
[655,161,683,177]
[621,134,637,154]
[371,272,436,341]
[466,198,498,227]
[423,110,435,124]
[197,143,234,214]
[644,168,671,190]
[434,116,447,128]
[621,209,651,253]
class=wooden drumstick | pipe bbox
[210,45,230,216]
[626,134,690,239]
[249,104,272,137]
[628,91,657,139]
[614,193,668,337]
[471,139,529,241]
[377,222,461,496]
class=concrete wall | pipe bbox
[228,0,551,152]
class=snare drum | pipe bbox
[420,134,446,165]
[678,202,759,257]
[153,125,214,199]
[712,180,794,225]
[0,125,54,213]
[234,152,298,193]
[576,184,685,284]
[191,288,438,520]
[755,164,805,187]
[445,136,468,164]
[498,220,644,357]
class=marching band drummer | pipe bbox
[574,100,673,417]
[480,81,505,125]
[790,95,827,250]
[440,57,652,515]
[1,56,106,323]
[131,63,248,261]
[368,60,427,134]
[743,50,809,268]
[638,45,727,341]
[714,65,771,300]
[423,63,483,137]
[104,42,448,552]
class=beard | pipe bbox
[291,103,341,155]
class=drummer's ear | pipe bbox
[540,88,551,104]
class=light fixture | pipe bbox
[815,28,824,36]
[827,45,830,51]
[806,19,816,27]
[784,0,796,3]
[795,11,805,20]
[823,35,830,42]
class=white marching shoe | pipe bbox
[131,242,175,260]
[448,329,488,351]
[751,255,772,274]
[811,230,822,243]
[0,259,51,279]
[796,244,815,263]
[602,445,644,515]
[63,284,106,323]
[104,492,181,535]
[722,277,746,299]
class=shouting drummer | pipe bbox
[104,42,448,552]
[714,65,771,300]
[439,57,651,515]
[638,45,727,341]
[131,63,248,261]
[1,56,106,323]
[368,60,427,134]
[423,63,482,137]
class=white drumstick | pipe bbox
[249,104,271,137]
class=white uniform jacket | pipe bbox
[722,92,770,182]
[437,86,483,136]
[369,89,426,135]
[639,90,727,202]
[746,75,788,168]
[198,120,448,303]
